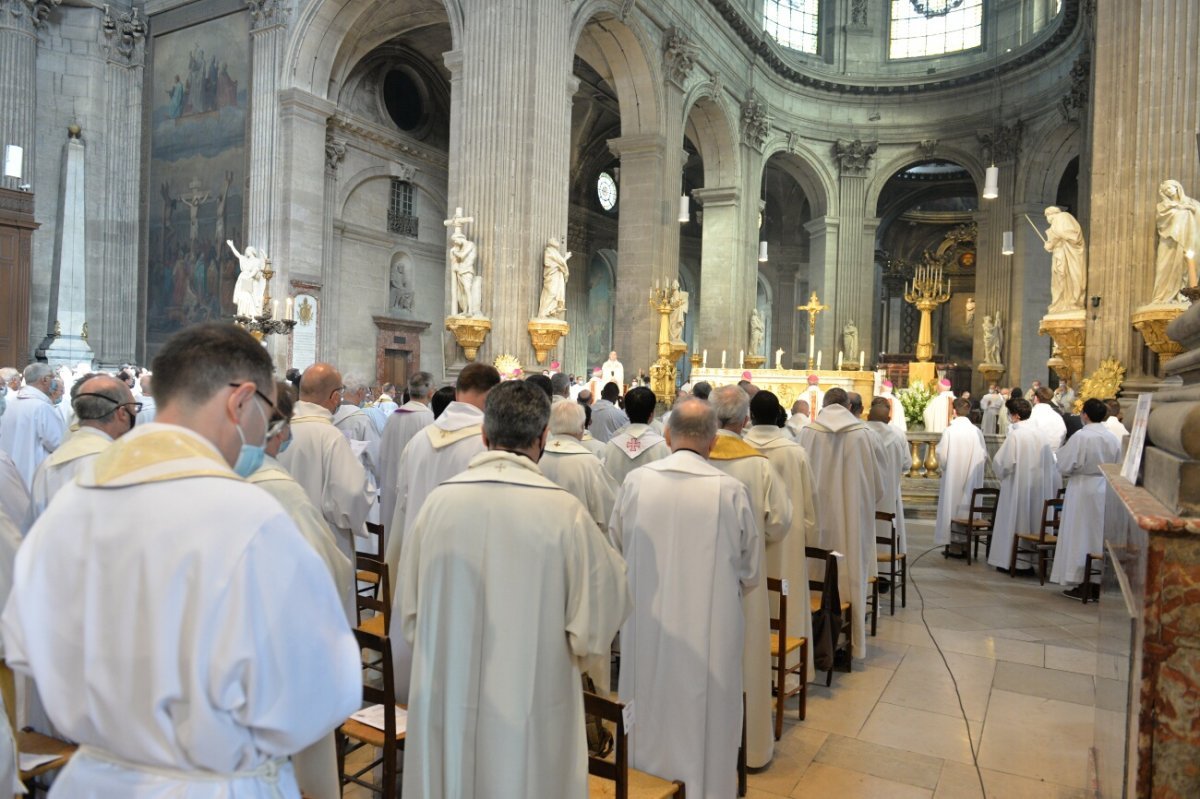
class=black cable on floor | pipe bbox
[907,544,989,799]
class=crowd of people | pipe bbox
[0,324,1131,797]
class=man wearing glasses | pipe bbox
[2,322,360,797]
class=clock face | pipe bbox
[597,172,618,211]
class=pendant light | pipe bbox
[982,165,999,199]
[678,194,690,223]
[758,241,768,262]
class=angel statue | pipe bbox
[228,240,266,318]
[983,312,1003,364]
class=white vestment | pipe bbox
[979,392,1004,435]
[866,420,910,554]
[987,421,1057,570]
[709,430,792,769]
[1102,416,1129,445]
[580,432,606,458]
[610,450,758,799]
[602,424,669,485]
[0,423,361,799]
[377,400,435,532]
[798,405,885,659]
[785,414,810,440]
[540,434,618,533]
[743,425,816,678]
[602,358,625,393]
[589,400,629,443]
[0,386,66,489]
[923,390,955,433]
[278,401,374,564]
[29,426,113,518]
[1029,402,1068,453]
[0,451,32,535]
[137,395,157,426]
[933,417,989,546]
[0,510,20,797]
[1051,424,1121,585]
[880,390,908,434]
[248,456,358,799]
[365,395,398,435]
[398,451,629,799]
[333,403,383,485]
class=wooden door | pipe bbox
[385,350,409,389]
[0,189,35,367]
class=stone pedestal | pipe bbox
[743,354,766,370]
[1038,311,1086,384]
[527,318,568,365]
[1131,303,1187,367]
[977,362,1006,386]
[446,316,491,362]
[40,130,93,367]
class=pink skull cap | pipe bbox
[807,374,820,385]
[940,378,952,388]
[882,380,893,388]
[741,371,752,380]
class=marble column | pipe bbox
[694,186,742,355]
[41,128,93,366]
[0,0,57,191]
[246,0,288,256]
[1087,0,1200,387]
[443,0,575,366]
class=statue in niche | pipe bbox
[389,258,414,312]
[668,279,688,342]
[1044,207,1087,314]
[749,309,765,356]
[983,312,1003,364]
[537,238,571,319]
[965,296,976,328]
[227,240,266,318]
[1150,179,1200,303]
[449,232,481,317]
[842,319,859,359]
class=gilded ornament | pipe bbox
[1073,358,1126,413]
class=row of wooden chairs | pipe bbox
[948,488,1071,585]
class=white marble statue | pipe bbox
[227,240,266,318]
[749,309,765,355]
[982,312,1003,364]
[842,319,859,359]
[1044,206,1087,314]
[1150,179,1200,304]
[965,297,976,328]
[390,260,414,312]
[449,232,481,317]
[537,238,571,319]
[774,348,784,369]
[668,279,689,342]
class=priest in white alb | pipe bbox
[923,378,955,433]
[29,374,136,518]
[332,373,383,487]
[1,322,361,798]
[801,375,824,421]
[1102,399,1128,446]
[602,350,625,394]
[0,451,31,535]
[987,396,1057,573]
[866,397,910,554]
[602,386,669,485]
[610,399,758,799]
[797,388,884,660]
[709,385,792,769]
[278,363,374,565]
[934,398,990,549]
[786,399,810,439]
[0,364,66,489]
[540,401,618,534]
[979,384,1004,435]
[0,506,20,798]
[879,380,908,434]
[1029,386,1068,453]
[398,380,628,798]
[377,371,435,531]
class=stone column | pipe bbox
[95,5,144,367]
[246,0,288,255]
[831,140,878,361]
[694,186,742,357]
[320,134,347,359]
[443,0,575,365]
[0,0,58,190]
[803,215,839,357]
[1088,0,1200,389]
[973,125,1020,388]
[1009,200,1053,387]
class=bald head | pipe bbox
[73,374,137,439]
[791,399,809,418]
[666,398,719,455]
[299,363,344,412]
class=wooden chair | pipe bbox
[948,488,1000,564]
[866,576,879,638]
[355,555,390,673]
[338,626,406,799]
[1010,498,1063,584]
[1082,551,1104,604]
[766,577,807,740]
[356,522,386,601]
[0,662,75,797]
[583,691,685,799]
[807,546,851,686]
[875,511,907,614]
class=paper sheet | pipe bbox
[350,704,407,735]
[19,752,62,771]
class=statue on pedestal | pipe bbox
[1044,206,1087,314]
[749,309,765,355]
[965,297,976,328]
[1150,179,1200,304]
[668,279,688,342]
[228,240,266,318]
[389,259,414,312]
[449,233,481,317]
[842,320,859,359]
[982,312,1003,364]
[536,238,570,319]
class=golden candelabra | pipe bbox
[904,263,950,362]
[234,259,297,341]
[649,285,686,407]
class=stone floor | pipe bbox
[345,519,1098,798]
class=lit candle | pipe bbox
[859,350,864,367]
[285,297,294,320]
[721,350,727,369]
[702,349,708,367]
[837,351,843,370]
[817,351,822,370]
[739,349,744,368]
[809,333,815,362]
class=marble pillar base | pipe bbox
[446,315,491,362]
[39,334,94,368]
[1038,311,1086,384]
[527,318,569,365]
[1132,302,1188,365]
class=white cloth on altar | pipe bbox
[709,430,791,769]
[29,426,112,519]
[377,400,435,532]
[333,403,383,485]
[980,392,1004,435]
[0,423,361,799]
[590,399,629,443]
[610,449,758,799]
[744,425,816,678]
[880,390,908,434]
[0,386,66,489]
[867,420,910,554]
[0,451,32,535]
[540,434,618,533]
[398,451,628,799]
[1029,402,1068,453]
[987,421,1057,570]
[933,417,989,546]
[797,405,884,659]
[278,401,374,564]
[602,424,669,485]
[1051,424,1121,585]
[602,358,625,393]
[923,389,954,434]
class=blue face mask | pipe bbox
[232,398,269,478]
[277,432,292,454]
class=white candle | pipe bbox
[272,299,279,318]
[702,349,708,367]
[286,298,294,320]
[838,351,843,370]
[809,333,815,361]
[859,349,864,367]
[721,350,727,368]
[739,349,744,368]
[817,351,822,370]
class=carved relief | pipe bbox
[740,92,771,150]
[833,139,877,176]
[393,163,417,183]
[851,0,869,27]
[246,0,289,30]
[977,120,1025,164]
[1060,50,1091,123]
[324,135,347,172]
[4,0,60,34]
[619,0,635,22]
[919,138,939,158]
[101,5,146,65]
[662,26,697,88]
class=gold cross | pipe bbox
[796,291,828,337]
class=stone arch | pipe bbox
[571,7,663,135]
[866,144,985,215]
[682,91,740,188]
[1017,123,1080,206]
[758,138,837,219]
[337,164,448,220]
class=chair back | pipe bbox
[969,487,1000,527]
[875,510,897,550]
[353,625,398,744]
[1038,498,1064,542]
[806,545,841,612]
[363,521,386,560]
[583,691,630,799]
[356,555,391,624]
[766,577,789,643]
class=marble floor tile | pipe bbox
[977,689,1094,788]
[926,628,1046,667]
[992,660,1096,706]
[789,762,935,799]
[882,649,996,721]
[858,701,983,764]
[814,734,944,790]
[1045,643,1099,676]
[799,664,896,737]
[934,760,1090,799]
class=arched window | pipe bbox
[764,0,820,54]
[889,0,983,60]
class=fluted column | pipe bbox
[320,134,347,360]
[973,165,1016,387]
[0,0,57,190]
[803,215,839,358]
[246,0,288,256]
[694,186,742,356]
[831,140,877,361]
[444,0,575,365]
[1009,201,1053,387]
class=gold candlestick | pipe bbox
[904,263,950,362]
[649,285,686,406]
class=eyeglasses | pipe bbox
[121,401,144,415]
[266,416,289,439]
[227,382,278,415]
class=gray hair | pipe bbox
[73,375,129,423]
[667,398,718,443]
[483,380,550,450]
[408,371,434,400]
[343,372,371,393]
[550,372,571,397]
[23,363,52,384]
[0,368,18,385]
[711,385,750,427]
[548,400,585,435]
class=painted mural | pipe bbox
[146,10,248,354]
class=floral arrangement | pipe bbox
[898,380,934,428]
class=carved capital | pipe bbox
[833,139,877,176]
[3,0,60,35]
[394,163,418,183]
[740,92,771,151]
[919,138,938,158]
[618,0,635,22]
[247,0,289,31]
[324,136,347,173]
[1060,49,1090,123]
[977,120,1024,164]
[662,26,697,88]
[100,4,145,66]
